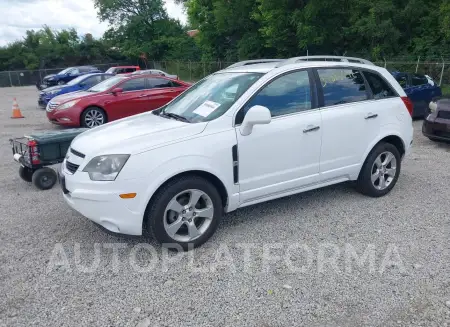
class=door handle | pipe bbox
[365,113,378,119]
[303,125,320,133]
[138,94,147,98]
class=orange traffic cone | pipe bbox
[11,98,24,119]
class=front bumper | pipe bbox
[59,163,145,235]
[422,115,450,141]
[46,108,80,127]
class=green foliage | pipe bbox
[187,0,450,61]
[1,0,450,71]
[95,0,199,61]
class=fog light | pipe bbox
[60,118,71,122]
[119,193,137,199]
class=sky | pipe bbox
[0,0,187,46]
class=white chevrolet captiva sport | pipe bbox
[60,56,414,250]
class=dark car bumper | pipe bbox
[422,116,450,141]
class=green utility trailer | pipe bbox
[10,128,88,190]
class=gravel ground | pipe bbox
[0,86,449,327]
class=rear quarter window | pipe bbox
[363,71,396,99]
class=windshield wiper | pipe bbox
[160,112,191,123]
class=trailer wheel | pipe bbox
[19,166,33,183]
[32,167,57,190]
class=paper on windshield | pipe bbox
[193,100,220,117]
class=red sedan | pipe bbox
[46,75,191,128]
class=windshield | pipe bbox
[105,67,116,74]
[161,72,262,123]
[58,67,72,75]
[67,75,90,86]
[88,76,126,92]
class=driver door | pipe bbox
[235,70,322,204]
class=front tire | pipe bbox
[81,107,107,128]
[356,142,401,197]
[146,176,223,250]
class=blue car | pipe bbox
[38,73,114,107]
[391,71,442,118]
[37,66,102,90]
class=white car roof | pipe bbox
[223,61,384,74]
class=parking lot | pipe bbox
[0,86,449,327]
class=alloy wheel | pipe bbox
[163,189,214,242]
[371,151,397,190]
[84,109,105,128]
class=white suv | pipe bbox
[60,58,414,249]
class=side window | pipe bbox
[102,75,112,81]
[148,78,172,88]
[125,68,136,73]
[363,71,396,99]
[170,81,183,87]
[317,68,367,106]
[411,74,428,86]
[120,78,147,91]
[241,70,312,120]
[69,68,80,76]
[395,75,408,88]
[83,75,103,87]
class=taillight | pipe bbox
[27,139,40,164]
[401,96,413,117]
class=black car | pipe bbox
[36,66,101,90]
[422,97,450,142]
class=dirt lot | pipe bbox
[1,86,449,327]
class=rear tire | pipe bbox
[356,143,401,197]
[19,166,33,183]
[81,107,107,128]
[32,167,57,190]
[146,175,223,250]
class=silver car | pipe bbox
[131,69,178,80]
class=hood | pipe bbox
[70,112,207,157]
[50,91,94,104]
[43,74,56,81]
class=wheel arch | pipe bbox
[358,134,406,179]
[143,170,229,229]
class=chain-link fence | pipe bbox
[1,59,450,88]
[0,63,119,88]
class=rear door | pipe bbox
[317,68,390,181]
[144,78,183,110]
[104,77,149,120]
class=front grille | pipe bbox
[65,160,80,174]
[70,148,85,158]
[46,101,59,112]
[437,111,450,120]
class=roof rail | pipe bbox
[226,59,284,69]
[276,56,374,67]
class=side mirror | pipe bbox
[111,88,123,95]
[239,105,271,136]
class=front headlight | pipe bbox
[83,154,130,181]
[57,100,79,110]
[48,77,54,81]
